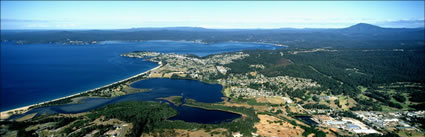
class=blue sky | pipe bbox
[1,1,424,29]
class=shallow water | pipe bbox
[25,78,241,124]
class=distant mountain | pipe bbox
[1,23,424,49]
[347,23,382,29]
[338,23,385,33]
[337,23,424,33]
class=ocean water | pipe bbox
[1,41,282,111]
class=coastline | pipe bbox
[0,61,163,120]
[225,41,289,47]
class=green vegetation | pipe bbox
[226,48,425,110]
[393,93,406,103]
[62,119,90,133]
[360,83,425,110]
[1,101,179,137]
[171,96,183,106]
[409,90,425,102]
[364,90,403,109]
[303,104,330,109]
[351,97,382,111]
[68,125,113,137]
[228,49,424,97]
[312,96,320,102]
[0,117,77,137]
[6,101,257,137]
[88,101,177,137]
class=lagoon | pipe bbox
[22,78,241,124]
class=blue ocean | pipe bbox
[1,40,281,111]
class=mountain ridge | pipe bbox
[2,23,424,49]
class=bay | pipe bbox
[1,40,281,111]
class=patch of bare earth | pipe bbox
[223,101,252,108]
[280,115,310,127]
[328,128,352,137]
[256,96,286,104]
[255,114,304,137]
[253,105,270,112]
[287,105,304,114]
[320,128,337,137]
[275,58,293,67]
[15,113,37,122]
[256,97,269,103]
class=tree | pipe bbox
[312,96,320,102]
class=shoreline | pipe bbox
[225,41,289,47]
[4,40,288,48]
[1,61,163,120]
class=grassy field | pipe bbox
[337,96,347,109]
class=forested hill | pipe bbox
[1,23,424,49]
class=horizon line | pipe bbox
[1,23,424,31]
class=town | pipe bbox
[122,51,425,137]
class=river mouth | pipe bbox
[18,78,241,124]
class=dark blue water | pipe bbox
[295,116,318,126]
[1,41,282,111]
[99,40,280,57]
[131,78,224,103]
[21,78,240,124]
[1,43,158,111]
[168,105,241,124]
